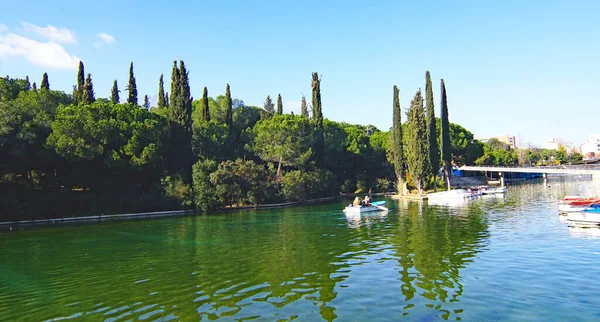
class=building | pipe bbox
[476,135,517,149]
[543,138,561,151]
[580,135,600,159]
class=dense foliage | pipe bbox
[1,66,483,220]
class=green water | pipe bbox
[3,180,600,321]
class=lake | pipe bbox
[2,179,600,321]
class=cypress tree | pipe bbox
[225,83,233,130]
[168,60,193,183]
[25,76,31,91]
[165,92,169,107]
[127,62,138,105]
[264,95,274,114]
[77,61,85,102]
[201,87,209,122]
[311,72,324,165]
[32,82,37,92]
[157,74,165,108]
[300,94,309,117]
[82,73,95,104]
[405,90,429,195]
[392,85,406,195]
[143,95,150,108]
[169,61,179,110]
[425,71,440,191]
[276,94,283,115]
[40,72,49,90]
[110,80,119,104]
[440,79,452,190]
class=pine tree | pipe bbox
[82,73,95,104]
[157,74,165,108]
[276,94,283,115]
[300,94,309,117]
[425,71,440,191]
[127,62,138,104]
[40,72,49,90]
[33,82,38,92]
[110,80,120,104]
[225,84,233,130]
[440,79,452,190]
[391,85,406,195]
[77,61,85,103]
[311,72,324,165]
[201,87,210,122]
[264,95,274,114]
[25,76,31,91]
[143,95,150,108]
[405,90,429,195]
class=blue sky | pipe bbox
[1,0,599,147]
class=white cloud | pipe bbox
[0,33,80,70]
[21,21,76,44]
[94,32,115,47]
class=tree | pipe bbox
[405,90,429,195]
[40,73,49,90]
[263,95,274,116]
[311,72,324,165]
[82,73,95,104]
[249,114,314,176]
[277,94,283,115]
[168,60,193,183]
[425,71,439,191]
[32,82,37,92]
[110,80,119,104]
[300,94,309,117]
[224,84,233,131]
[391,85,406,195]
[440,79,451,190]
[165,92,169,107]
[143,95,150,108]
[192,158,221,211]
[210,159,269,206]
[157,74,165,108]
[201,87,209,122]
[25,76,31,91]
[127,62,138,105]
[77,61,85,103]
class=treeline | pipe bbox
[474,138,583,166]
[0,64,481,220]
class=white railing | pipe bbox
[459,165,600,175]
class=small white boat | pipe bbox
[558,203,591,213]
[427,189,474,200]
[566,211,600,226]
[481,186,507,195]
[343,201,387,214]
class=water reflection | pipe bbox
[568,225,600,239]
[345,211,388,229]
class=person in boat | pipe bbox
[364,195,371,206]
[353,196,361,207]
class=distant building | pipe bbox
[543,138,561,150]
[476,135,517,149]
[580,135,600,159]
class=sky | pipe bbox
[1,0,599,147]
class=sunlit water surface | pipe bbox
[2,179,600,321]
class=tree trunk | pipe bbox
[398,177,405,196]
[277,155,282,177]
[433,174,437,192]
[417,179,422,196]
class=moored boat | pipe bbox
[558,196,600,213]
[427,189,475,200]
[343,201,387,214]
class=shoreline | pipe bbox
[0,196,341,231]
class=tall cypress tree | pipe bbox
[157,74,165,108]
[425,71,440,191]
[264,95,274,114]
[300,94,309,117]
[40,72,49,90]
[201,87,210,122]
[224,83,233,130]
[165,92,169,107]
[169,61,179,111]
[32,82,37,92]
[25,76,31,91]
[110,80,120,104]
[276,94,283,115]
[143,95,150,108]
[311,72,324,165]
[440,79,452,190]
[392,85,406,195]
[82,73,95,104]
[127,62,138,105]
[77,61,85,102]
[168,61,193,183]
[405,90,429,195]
